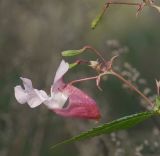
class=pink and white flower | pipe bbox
[14,60,101,120]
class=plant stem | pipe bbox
[83,45,106,63]
[110,70,154,107]
[68,64,154,107]
[69,76,98,85]
[106,2,140,6]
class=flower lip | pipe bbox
[14,85,28,104]
[14,77,49,108]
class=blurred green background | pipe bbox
[0,0,160,156]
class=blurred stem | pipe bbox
[106,1,140,6]
[83,45,106,63]
[110,70,154,107]
[69,76,98,85]
[69,63,154,107]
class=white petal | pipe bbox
[54,92,68,108]
[14,86,28,104]
[44,92,68,109]
[53,60,69,84]
[27,89,48,108]
[20,77,33,91]
[36,90,49,100]
[15,79,49,108]
[43,98,58,109]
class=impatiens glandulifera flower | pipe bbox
[14,60,101,120]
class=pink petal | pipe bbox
[53,84,101,120]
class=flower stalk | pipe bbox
[110,70,154,107]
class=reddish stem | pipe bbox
[110,70,154,107]
[69,76,98,85]
[83,45,106,63]
[75,59,89,65]
[106,2,140,6]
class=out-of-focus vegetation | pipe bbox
[0,0,160,156]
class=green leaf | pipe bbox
[52,111,154,149]
[61,50,83,57]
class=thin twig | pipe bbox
[69,76,98,85]
[106,2,140,6]
[84,45,106,63]
[110,70,154,107]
